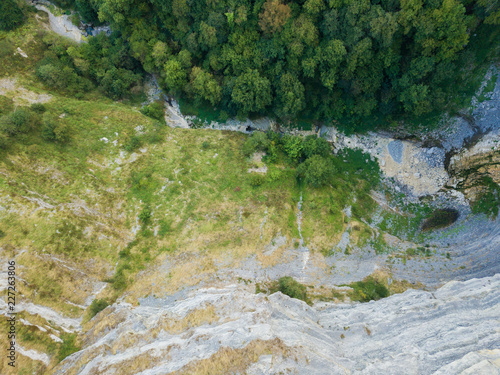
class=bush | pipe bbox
[88,299,109,319]
[30,103,47,113]
[282,135,303,162]
[0,132,10,149]
[0,109,31,135]
[303,135,331,159]
[124,136,141,152]
[350,277,390,302]
[42,115,70,143]
[139,205,151,225]
[249,173,265,187]
[277,276,309,304]
[296,155,336,187]
[242,131,270,157]
[140,101,164,121]
[0,0,25,31]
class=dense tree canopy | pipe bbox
[0,0,25,31]
[41,0,499,126]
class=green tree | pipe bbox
[0,0,25,31]
[189,67,222,105]
[297,155,336,187]
[275,73,306,120]
[232,70,272,114]
[163,59,188,93]
[303,136,331,158]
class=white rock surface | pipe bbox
[54,274,500,374]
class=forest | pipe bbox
[2,0,500,131]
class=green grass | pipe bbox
[478,72,498,103]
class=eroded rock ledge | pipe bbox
[54,274,500,374]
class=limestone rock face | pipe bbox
[54,274,500,375]
[448,128,500,202]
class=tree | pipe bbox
[231,70,272,114]
[317,39,347,89]
[303,136,331,159]
[297,155,336,187]
[259,0,292,35]
[478,0,500,24]
[275,73,306,120]
[282,135,304,162]
[189,67,222,105]
[415,0,469,61]
[0,0,24,31]
[163,59,188,93]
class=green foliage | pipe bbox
[140,101,164,121]
[123,135,141,152]
[36,33,142,99]
[58,333,80,362]
[302,136,331,159]
[276,276,310,304]
[41,114,71,143]
[0,0,25,31]
[242,131,270,156]
[249,173,266,187]
[297,155,336,187]
[282,135,304,162]
[30,103,47,114]
[349,277,390,302]
[471,177,500,219]
[139,205,152,225]
[88,299,109,319]
[232,70,272,116]
[0,108,32,136]
[41,0,496,127]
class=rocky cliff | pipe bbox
[53,274,500,374]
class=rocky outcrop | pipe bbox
[53,274,500,374]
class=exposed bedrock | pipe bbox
[53,274,500,375]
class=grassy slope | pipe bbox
[0,10,442,374]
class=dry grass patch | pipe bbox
[173,338,293,375]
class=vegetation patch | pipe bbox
[256,276,311,305]
[471,176,500,219]
[348,277,390,303]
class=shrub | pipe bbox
[242,131,270,156]
[140,101,164,121]
[276,276,309,304]
[42,115,70,143]
[0,109,31,135]
[0,0,25,31]
[303,135,331,159]
[123,136,141,152]
[349,277,390,302]
[0,132,10,149]
[30,103,47,113]
[88,299,109,319]
[282,135,303,162]
[249,173,265,187]
[296,155,336,187]
[139,205,151,225]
